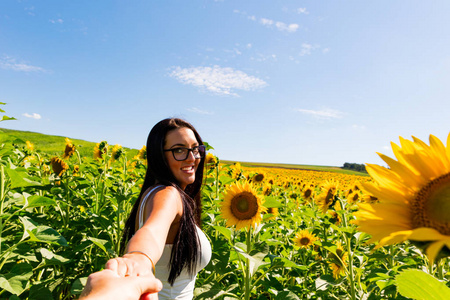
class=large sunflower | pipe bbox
[354,133,450,262]
[220,181,267,230]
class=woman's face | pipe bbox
[164,127,201,190]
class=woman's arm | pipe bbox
[106,186,183,277]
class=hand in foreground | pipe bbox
[79,269,162,300]
[105,253,152,277]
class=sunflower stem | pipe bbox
[339,197,356,300]
[244,226,252,300]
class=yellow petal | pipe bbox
[409,227,450,241]
[426,240,445,264]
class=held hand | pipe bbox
[79,269,162,300]
[105,254,152,277]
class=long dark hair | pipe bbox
[120,118,205,285]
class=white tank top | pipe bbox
[138,185,212,300]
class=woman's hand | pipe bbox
[105,253,152,277]
[79,269,162,300]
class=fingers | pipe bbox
[105,257,139,277]
[131,275,163,295]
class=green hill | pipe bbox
[0,127,139,159]
[0,128,367,176]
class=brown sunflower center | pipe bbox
[304,189,312,198]
[300,237,311,245]
[230,192,259,220]
[253,174,264,182]
[411,172,450,235]
[324,189,335,204]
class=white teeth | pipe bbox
[182,166,193,171]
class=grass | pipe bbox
[0,127,139,159]
[0,127,366,175]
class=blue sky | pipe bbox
[1,0,449,166]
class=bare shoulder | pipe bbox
[143,185,182,212]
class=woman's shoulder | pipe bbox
[142,185,182,204]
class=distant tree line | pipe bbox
[342,162,367,173]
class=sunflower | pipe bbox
[346,192,360,205]
[110,144,124,162]
[26,141,34,151]
[265,207,278,220]
[220,181,267,230]
[51,157,69,176]
[137,145,146,160]
[328,241,348,279]
[293,230,318,249]
[63,137,76,159]
[354,133,450,263]
[205,152,218,165]
[302,187,314,202]
[316,180,338,213]
[93,141,108,160]
[252,172,265,183]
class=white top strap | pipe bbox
[138,185,165,229]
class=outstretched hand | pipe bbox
[79,269,162,300]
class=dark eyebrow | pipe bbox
[168,142,199,149]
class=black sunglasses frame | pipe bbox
[163,145,206,161]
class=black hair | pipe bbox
[120,118,205,285]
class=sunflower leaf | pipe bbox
[395,269,450,300]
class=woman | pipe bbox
[106,118,211,300]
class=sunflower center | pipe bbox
[230,192,259,220]
[412,172,450,235]
[300,237,310,245]
[304,189,312,198]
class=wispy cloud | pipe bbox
[187,107,214,115]
[297,8,309,15]
[23,113,41,119]
[296,108,344,119]
[0,56,46,72]
[49,18,63,24]
[169,65,267,96]
[234,10,299,33]
[299,43,320,56]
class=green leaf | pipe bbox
[40,248,70,264]
[1,115,17,121]
[29,284,54,300]
[396,269,450,300]
[213,225,232,242]
[0,263,33,295]
[6,168,41,189]
[263,196,282,208]
[71,277,88,295]
[26,195,56,208]
[276,291,301,300]
[87,237,109,255]
[28,226,68,246]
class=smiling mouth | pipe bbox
[181,166,194,171]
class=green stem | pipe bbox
[244,227,252,300]
[0,165,5,255]
[339,197,356,300]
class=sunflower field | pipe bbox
[0,131,449,299]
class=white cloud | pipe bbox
[260,18,274,26]
[296,108,344,119]
[169,65,267,96]
[187,107,214,115]
[0,56,45,72]
[49,18,63,24]
[297,8,309,14]
[258,18,299,32]
[322,48,330,54]
[23,113,41,119]
[275,21,299,32]
[299,43,322,56]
